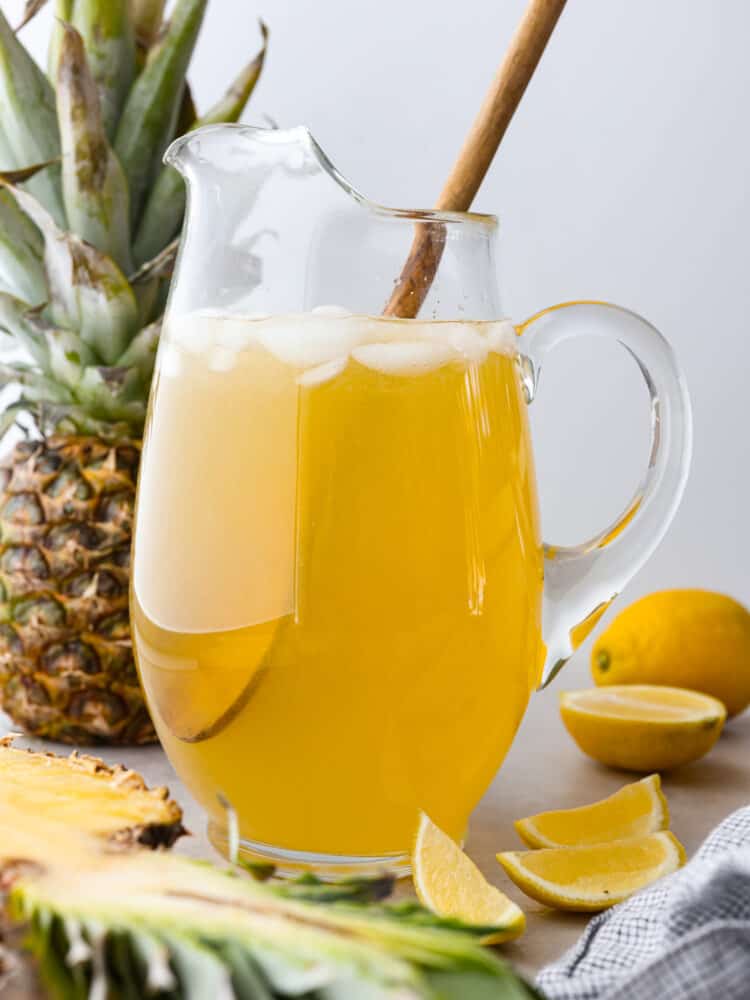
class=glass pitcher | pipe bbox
[132,124,691,876]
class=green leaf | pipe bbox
[0,291,48,366]
[11,850,542,1000]
[129,236,178,285]
[116,319,160,386]
[0,179,138,364]
[134,25,268,265]
[132,277,161,327]
[104,929,145,1000]
[56,22,132,270]
[128,930,177,994]
[219,942,274,1000]
[47,0,74,80]
[0,398,34,438]
[237,860,276,882]
[175,82,198,137]
[166,937,235,1000]
[13,399,139,438]
[0,361,73,404]
[114,0,207,226]
[152,273,171,317]
[14,0,51,33]
[132,172,182,263]
[0,8,64,224]
[71,0,136,140]
[129,0,166,53]
[0,189,47,304]
[0,159,59,185]
[76,365,146,424]
[271,871,395,905]
[199,21,268,128]
[43,326,95,390]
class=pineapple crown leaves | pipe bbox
[0,0,268,440]
[134,18,268,266]
[8,856,542,1000]
[14,2,50,32]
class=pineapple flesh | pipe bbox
[0,0,267,743]
[0,737,183,998]
[0,733,184,846]
[0,744,538,1000]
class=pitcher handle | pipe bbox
[520,301,692,689]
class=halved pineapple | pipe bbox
[0,739,538,999]
[6,850,538,1000]
[0,734,184,847]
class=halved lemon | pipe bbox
[413,813,525,943]
[560,685,726,772]
[515,775,669,849]
[497,832,685,912]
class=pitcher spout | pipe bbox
[163,123,351,191]
[163,123,499,319]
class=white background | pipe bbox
[9,0,750,676]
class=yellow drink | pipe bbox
[133,311,543,860]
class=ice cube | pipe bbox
[486,319,516,355]
[215,319,256,352]
[311,305,353,318]
[433,323,489,364]
[296,357,348,387]
[351,341,457,375]
[170,314,216,355]
[372,317,438,344]
[255,315,363,368]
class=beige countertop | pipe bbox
[2,672,748,988]
[467,687,750,976]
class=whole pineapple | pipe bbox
[0,0,267,743]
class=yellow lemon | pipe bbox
[497,832,685,912]
[515,774,669,849]
[413,812,525,943]
[592,590,750,717]
[560,685,726,772]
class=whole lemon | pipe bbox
[592,590,750,717]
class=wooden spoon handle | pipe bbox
[437,0,567,212]
[384,0,567,318]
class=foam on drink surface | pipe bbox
[162,309,516,378]
[351,341,457,375]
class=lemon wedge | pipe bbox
[497,832,685,912]
[560,685,726,772]
[413,812,525,943]
[515,775,669,849]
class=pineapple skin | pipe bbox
[0,735,184,847]
[0,436,155,745]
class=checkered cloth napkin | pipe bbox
[537,805,750,1000]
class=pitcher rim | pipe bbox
[164,123,499,229]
